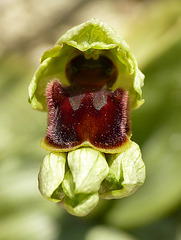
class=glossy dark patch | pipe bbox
[66,55,118,90]
[45,80,130,150]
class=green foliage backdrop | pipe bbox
[0,0,180,239]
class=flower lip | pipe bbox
[66,54,118,90]
[42,80,131,153]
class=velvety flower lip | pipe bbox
[41,80,131,153]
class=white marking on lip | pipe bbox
[93,91,107,110]
[69,94,82,110]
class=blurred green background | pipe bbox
[0,0,181,239]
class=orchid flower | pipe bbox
[28,19,145,216]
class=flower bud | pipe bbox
[38,148,109,216]
[38,152,66,202]
[67,148,109,193]
[100,141,145,199]
[62,170,100,216]
[62,147,109,216]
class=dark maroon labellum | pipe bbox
[44,80,131,151]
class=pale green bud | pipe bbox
[38,152,66,202]
[62,148,109,216]
[38,148,109,216]
[100,141,146,199]
[62,170,99,216]
[67,148,109,194]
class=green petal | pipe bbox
[38,152,66,202]
[62,165,99,217]
[62,170,75,199]
[67,148,109,194]
[61,148,109,216]
[100,141,145,199]
[64,193,99,217]
[28,18,144,111]
[40,44,63,63]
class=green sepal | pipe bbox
[100,141,146,199]
[56,18,129,51]
[62,148,109,199]
[38,152,66,202]
[51,184,65,201]
[64,193,99,217]
[28,44,76,111]
[40,44,63,63]
[62,170,99,217]
[62,170,75,199]
[28,18,144,111]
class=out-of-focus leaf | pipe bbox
[132,215,181,240]
[85,226,137,240]
[126,0,181,69]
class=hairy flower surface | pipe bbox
[42,80,130,153]
[28,19,146,216]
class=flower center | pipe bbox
[66,55,118,90]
